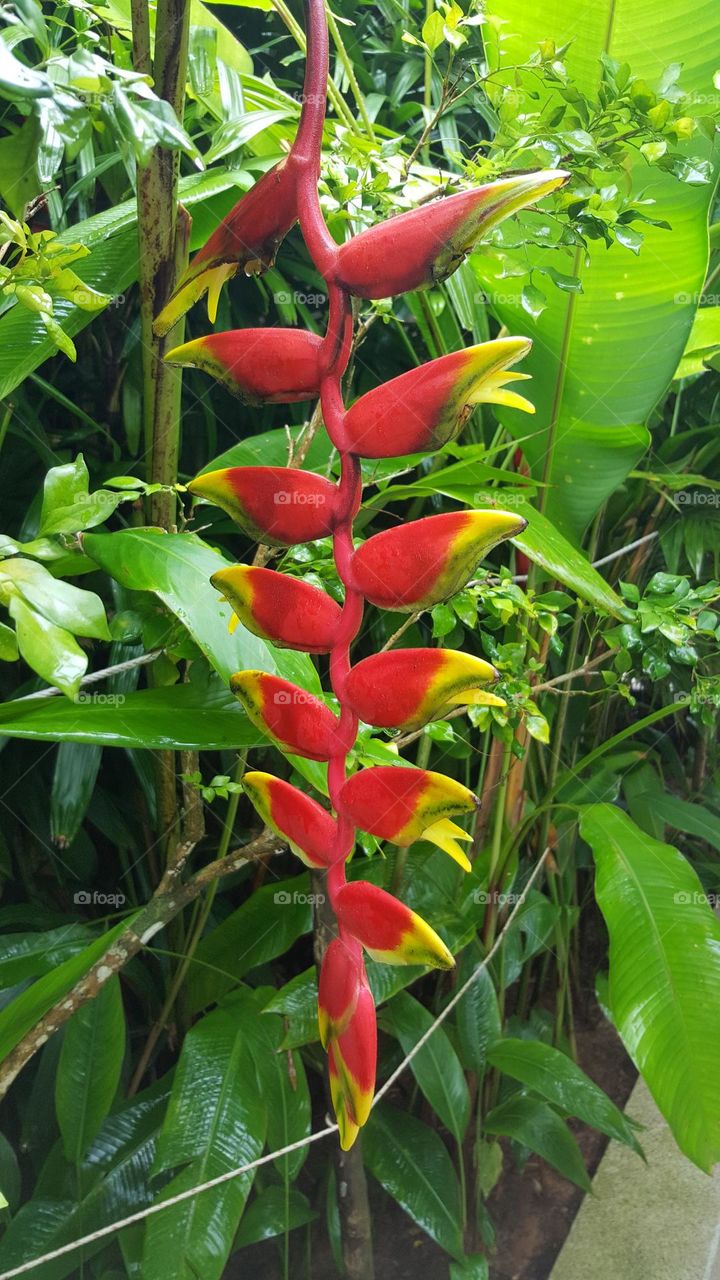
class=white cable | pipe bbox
[0,849,550,1280]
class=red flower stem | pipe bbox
[295,0,363,929]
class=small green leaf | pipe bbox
[484,1095,591,1191]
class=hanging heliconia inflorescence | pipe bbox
[157,0,568,1149]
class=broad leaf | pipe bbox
[364,1104,464,1259]
[581,804,720,1170]
[454,957,501,1075]
[483,1095,591,1191]
[384,991,470,1141]
[55,975,126,1163]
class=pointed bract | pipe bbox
[344,648,501,731]
[343,339,533,459]
[188,466,340,546]
[165,329,322,403]
[154,160,300,336]
[318,939,364,1047]
[211,566,342,653]
[242,771,336,868]
[230,670,342,761]
[351,509,527,611]
[328,983,377,1141]
[340,766,477,869]
[336,171,569,299]
[335,881,455,968]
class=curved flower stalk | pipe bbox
[173,0,568,1148]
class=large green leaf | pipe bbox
[55,975,126,1164]
[364,1104,464,1259]
[487,1037,642,1153]
[0,679,266,749]
[83,529,318,688]
[0,168,253,399]
[454,955,501,1075]
[476,0,720,538]
[483,1095,591,1191]
[237,989,311,1180]
[384,991,470,1141]
[581,803,720,1170]
[145,1005,266,1280]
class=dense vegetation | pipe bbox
[0,0,719,1277]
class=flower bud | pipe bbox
[351,509,526,611]
[328,982,377,1145]
[188,466,340,546]
[336,171,569,299]
[230,670,341,761]
[343,338,533,458]
[344,648,503,731]
[335,880,455,968]
[318,938,364,1047]
[211,566,341,653]
[242,770,336,868]
[340,766,477,869]
[154,160,299,336]
[165,329,322,403]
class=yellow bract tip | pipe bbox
[422,818,472,871]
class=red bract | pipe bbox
[154,159,300,337]
[335,881,454,968]
[165,329,322,403]
[242,771,335,868]
[230,671,341,761]
[328,983,377,1145]
[188,466,340,545]
[335,171,569,299]
[340,765,478,869]
[343,338,533,458]
[318,938,363,1046]
[344,648,502,731]
[210,566,341,653]
[351,509,526,610]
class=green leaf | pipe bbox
[512,501,628,616]
[0,924,92,987]
[643,792,720,852]
[145,1006,266,1280]
[186,878,313,1013]
[0,620,18,660]
[234,1187,316,1247]
[487,1037,642,1153]
[0,918,131,1065]
[1,558,110,639]
[384,991,470,1140]
[241,996,311,1179]
[477,0,720,537]
[675,305,720,377]
[454,958,501,1075]
[56,976,126,1163]
[8,595,87,698]
[364,1104,464,1259]
[0,41,51,98]
[581,804,720,1170]
[483,1095,591,1191]
[84,529,317,689]
[0,678,267,750]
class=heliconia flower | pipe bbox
[154,160,299,336]
[351,509,527,611]
[165,329,322,403]
[242,770,336,868]
[339,766,477,870]
[318,938,364,1047]
[187,466,340,546]
[344,648,503,731]
[229,670,341,761]
[211,566,341,653]
[328,982,377,1146]
[335,880,455,968]
[335,170,569,300]
[343,338,534,459]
